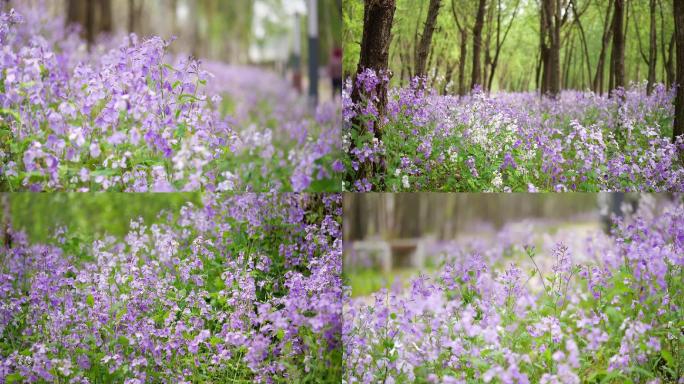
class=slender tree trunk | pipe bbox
[666,32,675,88]
[457,29,468,95]
[548,0,561,96]
[487,0,520,92]
[611,0,625,92]
[451,0,468,95]
[470,0,486,90]
[483,3,495,91]
[647,0,657,95]
[540,0,560,97]
[673,0,684,143]
[349,0,396,188]
[415,0,441,80]
[128,0,135,34]
[563,33,575,89]
[570,0,591,90]
[99,0,112,33]
[443,60,456,94]
[593,0,613,95]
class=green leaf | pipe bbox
[86,294,95,307]
[209,336,222,347]
[0,108,21,123]
[5,373,23,383]
[661,349,674,369]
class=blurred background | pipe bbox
[0,193,201,243]
[343,193,676,297]
[5,0,342,103]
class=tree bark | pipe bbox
[415,0,441,80]
[666,32,675,88]
[646,0,657,95]
[593,0,613,95]
[99,0,113,33]
[457,29,468,95]
[611,0,625,92]
[349,0,396,188]
[470,0,486,90]
[486,0,520,92]
[451,0,468,96]
[673,0,684,143]
[569,0,591,90]
[540,0,561,97]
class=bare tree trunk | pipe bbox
[593,0,613,95]
[611,0,625,92]
[563,33,575,89]
[483,2,495,92]
[569,0,591,90]
[666,32,675,88]
[415,0,441,80]
[99,0,112,33]
[457,29,468,95]
[647,0,657,95]
[348,0,396,188]
[451,0,468,95]
[673,0,684,143]
[540,0,560,97]
[443,60,457,94]
[487,0,520,92]
[128,0,136,35]
[470,0,486,90]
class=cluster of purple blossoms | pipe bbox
[343,69,684,192]
[344,196,683,383]
[0,193,342,382]
[0,5,341,192]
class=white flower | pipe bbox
[401,175,410,189]
[217,171,236,191]
[394,168,401,176]
[491,170,503,189]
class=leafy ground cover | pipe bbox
[0,193,342,383]
[343,70,683,192]
[343,196,684,383]
[0,6,341,192]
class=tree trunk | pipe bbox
[349,0,396,188]
[487,0,520,92]
[457,29,468,95]
[451,0,468,96]
[673,0,684,143]
[611,0,625,92]
[415,0,441,80]
[482,3,495,92]
[128,0,134,33]
[540,0,560,97]
[593,0,613,95]
[570,0,591,90]
[666,32,675,88]
[470,0,486,91]
[99,0,112,33]
[646,0,657,95]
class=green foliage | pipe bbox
[343,0,676,92]
[4,193,201,243]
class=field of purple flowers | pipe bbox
[0,6,341,192]
[343,196,684,383]
[0,193,342,383]
[343,70,683,192]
